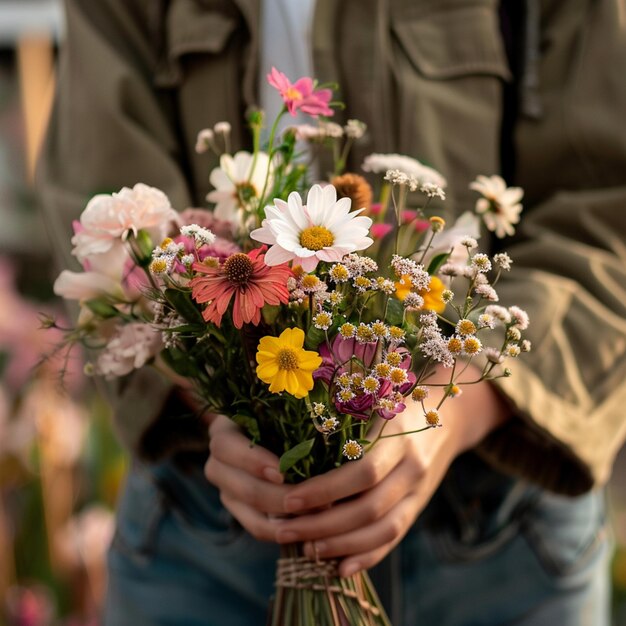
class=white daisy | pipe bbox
[250,184,373,271]
[207,151,274,226]
[470,175,523,238]
[362,153,447,188]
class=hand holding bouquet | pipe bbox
[49,68,529,625]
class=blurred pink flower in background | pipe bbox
[4,585,54,626]
[0,259,82,393]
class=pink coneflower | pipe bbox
[267,67,333,118]
[189,247,291,328]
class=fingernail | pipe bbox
[341,561,361,578]
[284,497,304,513]
[276,530,299,543]
[263,467,283,484]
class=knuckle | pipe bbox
[385,515,406,543]
[208,433,224,457]
[361,499,382,524]
[249,521,272,542]
[360,461,381,488]
[406,453,426,478]
[239,482,258,505]
[204,459,218,483]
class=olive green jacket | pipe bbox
[38,0,626,495]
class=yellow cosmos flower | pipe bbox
[256,328,322,399]
[395,275,446,313]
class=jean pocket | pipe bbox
[521,488,608,579]
[425,484,534,564]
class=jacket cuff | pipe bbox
[105,366,208,460]
[475,357,622,496]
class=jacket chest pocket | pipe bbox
[155,0,241,88]
[155,0,252,204]
[388,3,512,215]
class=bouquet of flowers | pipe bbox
[49,68,529,625]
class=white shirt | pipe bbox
[259,0,317,140]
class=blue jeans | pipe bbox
[104,452,611,625]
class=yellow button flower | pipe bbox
[256,328,322,399]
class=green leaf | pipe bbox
[84,298,120,319]
[232,414,261,441]
[279,438,315,474]
[164,288,205,325]
[160,346,199,377]
[261,304,281,325]
[305,325,326,350]
[385,297,404,326]
[427,251,451,276]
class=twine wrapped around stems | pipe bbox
[269,544,392,626]
[276,555,382,616]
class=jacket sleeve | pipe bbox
[477,188,626,496]
[475,0,626,495]
[37,0,203,456]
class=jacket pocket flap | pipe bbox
[156,0,239,87]
[392,7,512,80]
[167,0,238,58]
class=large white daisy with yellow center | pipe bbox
[207,151,274,227]
[250,184,373,271]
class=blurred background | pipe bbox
[0,1,624,624]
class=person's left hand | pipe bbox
[273,366,509,576]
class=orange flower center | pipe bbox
[285,87,303,101]
[223,253,254,285]
[299,226,334,251]
[277,348,299,371]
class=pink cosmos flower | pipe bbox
[267,67,333,118]
[190,247,291,328]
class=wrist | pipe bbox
[421,364,511,457]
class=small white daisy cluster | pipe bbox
[333,358,410,415]
[287,271,329,306]
[383,170,446,200]
[362,153,447,188]
[480,305,531,365]
[336,320,406,346]
[149,237,186,276]
[195,121,232,155]
[419,310,455,368]
[326,254,394,296]
[391,255,431,292]
[149,225,218,277]
[309,402,341,436]
[438,245,517,305]
[384,168,420,191]
[180,224,216,247]
[152,302,186,348]
[292,118,367,142]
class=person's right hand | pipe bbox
[204,415,296,540]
